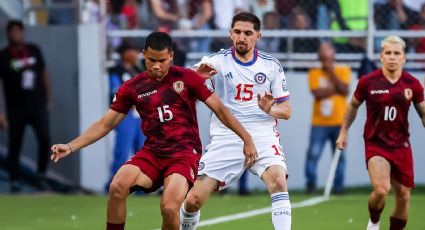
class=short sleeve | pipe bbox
[110,83,134,114]
[271,63,290,103]
[187,70,214,102]
[412,78,424,104]
[354,77,368,102]
[32,45,46,70]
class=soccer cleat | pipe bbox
[367,219,380,230]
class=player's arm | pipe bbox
[336,97,362,150]
[257,92,291,120]
[414,101,425,127]
[204,93,257,167]
[195,63,218,79]
[51,109,126,162]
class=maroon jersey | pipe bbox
[111,66,214,157]
[354,70,424,149]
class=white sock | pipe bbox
[180,204,200,230]
[271,192,292,230]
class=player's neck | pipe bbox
[382,68,402,83]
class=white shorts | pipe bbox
[198,135,288,190]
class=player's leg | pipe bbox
[160,173,190,230]
[305,126,328,193]
[261,165,291,230]
[107,164,153,229]
[367,156,391,228]
[180,176,219,230]
[389,179,411,230]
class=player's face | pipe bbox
[143,47,173,80]
[230,21,260,56]
[380,43,406,73]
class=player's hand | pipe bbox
[257,92,274,114]
[336,132,347,150]
[50,144,72,163]
[196,63,217,79]
[243,139,258,168]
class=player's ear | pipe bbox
[169,50,174,61]
[258,32,261,40]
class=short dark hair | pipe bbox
[6,20,24,33]
[144,32,173,51]
[231,12,261,31]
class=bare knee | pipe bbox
[266,174,287,193]
[185,191,205,212]
[373,184,391,199]
[161,202,180,219]
[396,190,410,204]
[109,180,130,201]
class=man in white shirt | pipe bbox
[180,12,292,230]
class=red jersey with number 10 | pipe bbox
[111,66,214,157]
[354,70,424,149]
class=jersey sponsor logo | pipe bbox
[254,72,267,84]
[198,161,205,170]
[404,88,412,100]
[137,89,157,98]
[173,80,184,93]
[224,72,233,79]
[370,89,389,95]
[11,57,36,71]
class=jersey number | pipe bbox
[157,105,173,122]
[384,106,397,121]
[235,84,254,101]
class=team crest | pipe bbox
[404,88,413,100]
[173,80,184,93]
[254,72,267,84]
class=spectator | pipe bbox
[122,0,140,29]
[250,0,276,23]
[186,0,213,52]
[280,7,319,53]
[106,0,128,51]
[315,0,350,30]
[305,41,351,194]
[409,3,425,54]
[140,0,180,30]
[104,41,146,192]
[0,20,52,192]
[275,0,301,28]
[257,11,281,53]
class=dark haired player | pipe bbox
[51,32,256,230]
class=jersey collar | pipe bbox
[231,47,258,66]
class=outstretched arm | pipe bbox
[257,93,291,120]
[336,97,362,150]
[204,93,257,167]
[414,101,425,127]
[51,109,126,162]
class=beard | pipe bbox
[235,43,250,56]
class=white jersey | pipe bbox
[196,48,290,138]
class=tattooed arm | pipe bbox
[336,97,363,150]
[414,101,425,127]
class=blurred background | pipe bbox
[0,0,424,194]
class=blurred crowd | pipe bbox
[82,0,425,56]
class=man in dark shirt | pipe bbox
[0,20,52,192]
[337,36,425,230]
[51,32,256,230]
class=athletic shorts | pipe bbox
[365,144,414,188]
[125,148,201,193]
[198,135,288,191]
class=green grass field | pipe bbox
[1,188,424,230]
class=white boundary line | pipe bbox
[154,196,329,229]
[198,196,328,227]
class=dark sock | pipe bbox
[389,217,407,230]
[106,222,125,230]
[368,204,383,223]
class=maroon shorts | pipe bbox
[125,148,201,193]
[365,144,414,188]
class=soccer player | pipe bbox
[50,32,256,230]
[336,36,425,230]
[180,12,292,230]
